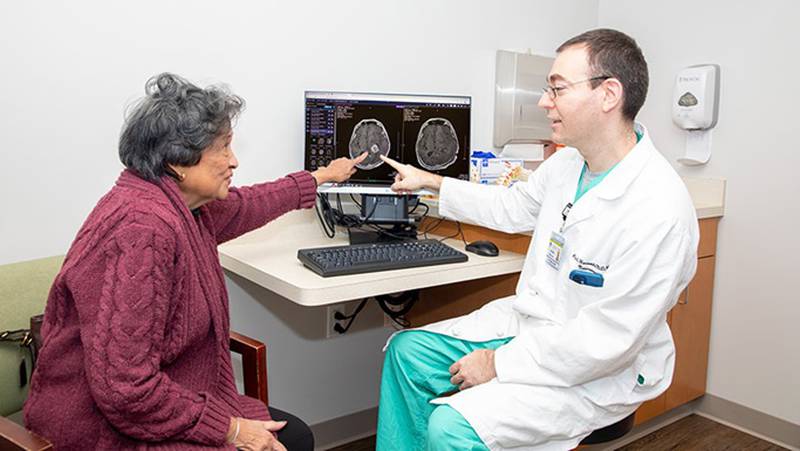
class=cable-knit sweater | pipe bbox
[23,169,317,450]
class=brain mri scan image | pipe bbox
[349,119,391,170]
[415,118,459,170]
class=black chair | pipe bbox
[579,412,636,446]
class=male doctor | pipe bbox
[376,29,699,450]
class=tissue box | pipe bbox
[470,154,524,185]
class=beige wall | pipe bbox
[599,0,800,425]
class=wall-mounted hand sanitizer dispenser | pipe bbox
[672,64,720,165]
[672,64,720,130]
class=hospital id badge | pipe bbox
[545,231,566,270]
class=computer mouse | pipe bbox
[465,240,499,257]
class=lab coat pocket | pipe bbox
[562,279,603,318]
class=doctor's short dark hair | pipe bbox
[119,73,245,181]
[557,28,648,122]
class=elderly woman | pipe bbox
[24,73,365,450]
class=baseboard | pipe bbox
[310,407,378,451]
[694,394,800,450]
[590,395,800,451]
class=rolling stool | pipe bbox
[576,412,636,448]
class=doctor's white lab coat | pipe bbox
[410,125,699,450]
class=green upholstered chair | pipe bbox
[0,256,63,450]
[0,256,269,450]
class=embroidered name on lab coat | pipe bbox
[571,254,609,272]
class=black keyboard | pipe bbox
[297,239,468,277]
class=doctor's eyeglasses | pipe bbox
[542,76,612,100]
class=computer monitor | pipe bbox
[304,91,471,195]
[305,91,470,243]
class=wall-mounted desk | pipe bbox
[219,177,724,309]
[218,210,526,307]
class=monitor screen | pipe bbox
[305,91,470,192]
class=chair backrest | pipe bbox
[0,256,64,416]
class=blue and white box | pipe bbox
[470,151,524,185]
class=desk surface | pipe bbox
[219,210,526,307]
[219,177,725,307]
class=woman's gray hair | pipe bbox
[119,73,245,181]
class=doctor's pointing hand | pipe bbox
[380,155,443,193]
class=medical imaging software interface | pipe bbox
[304,92,471,184]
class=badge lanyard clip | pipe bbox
[560,202,573,233]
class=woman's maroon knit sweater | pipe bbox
[24,169,316,449]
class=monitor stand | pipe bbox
[348,194,418,245]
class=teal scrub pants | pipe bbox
[376,330,513,451]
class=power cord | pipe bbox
[333,298,369,334]
[375,290,419,328]
[438,221,468,246]
[331,290,420,334]
[420,216,446,239]
[315,193,380,239]
[411,200,429,217]
[315,193,337,238]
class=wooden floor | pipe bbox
[326,415,787,450]
[619,415,787,450]
[327,435,375,451]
